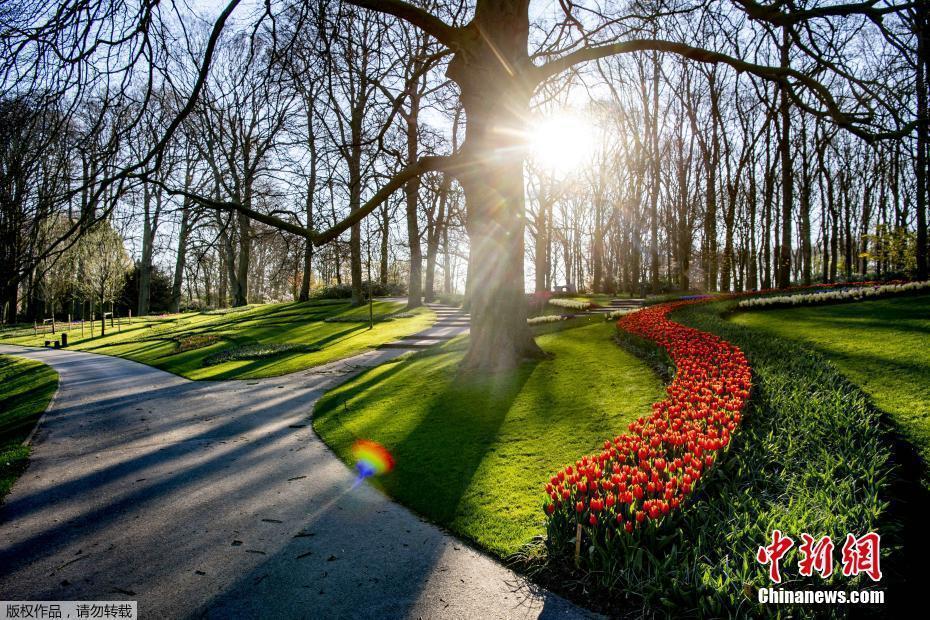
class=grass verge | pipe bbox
[312,318,666,557]
[0,354,58,500]
[730,294,930,489]
[0,300,434,380]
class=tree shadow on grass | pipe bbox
[866,408,930,619]
[369,360,536,527]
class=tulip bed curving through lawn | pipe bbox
[543,300,751,566]
[0,300,434,380]
[536,292,896,616]
[0,355,58,500]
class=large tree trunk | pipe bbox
[799,120,812,285]
[300,241,313,301]
[703,165,718,291]
[348,104,365,306]
[379,203,389,285]
[916,5,929,280]
[648,52,660,292]
[720,188,736,293]
[761,130,774,289]
[299,177,315,302]
[448,0,544,370]
[747,170,758,290]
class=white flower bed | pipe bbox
[604,308,635,320]
[527,314,567,326]
[548,298,592,311]
[738,281,930,309]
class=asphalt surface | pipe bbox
[0,307,592,619]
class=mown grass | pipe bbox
[730,294,930,489]
[313,317,666,557]
[0,355,58,500]
[0,300,434,380]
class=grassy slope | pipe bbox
[313,318,665,556]
[730,294,930,483]
[0,355,58,499]
[0,300,434,380]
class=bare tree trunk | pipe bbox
[234,211,250,306]
[799,121,813,285]
[138,184,154,315]
[299,239,313,300]
[762,128,774,289]
[442,219,452,295]
[379,203,389,285]
[777,27,793,288]
[171,201,190,313]
[347,95,366,305]
[916,5,929,279]
[425,173,450,301]
[405,89,423,308]
[649,52,661,292]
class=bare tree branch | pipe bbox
[733,0,915,26]
[345,0,461,47]
[312,154,455,245]
[141,154,455,246]
[533,37,913,140]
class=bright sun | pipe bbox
[528,113,597,176]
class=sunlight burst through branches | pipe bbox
[528,113,598,176]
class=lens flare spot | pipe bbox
[352,439,394,483]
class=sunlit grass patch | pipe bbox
[313,321,665,556]
[731,293,930,487]
[0,299,435,380]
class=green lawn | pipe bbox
[313,318,665,556]
[0,355,58,499]
[731,294,930,482]
[0,300,434,380]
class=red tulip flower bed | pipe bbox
[543,298,751,561]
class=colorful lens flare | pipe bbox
[352,439,394,481]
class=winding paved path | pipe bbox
[0,307,591,619]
